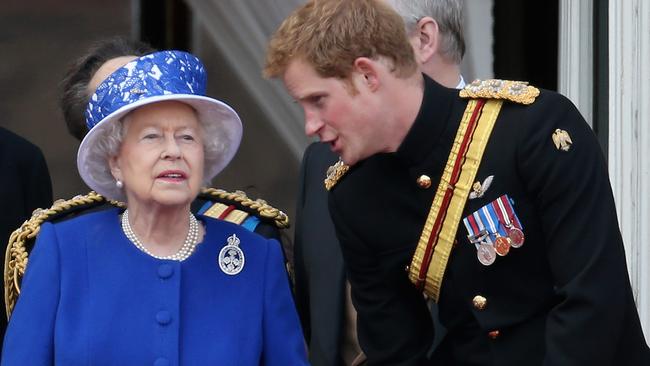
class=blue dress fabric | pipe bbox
[1,208,308,366]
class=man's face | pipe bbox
[282,58,387,166]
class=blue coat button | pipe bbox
[156,310,172,325]
[157,264,174,279]
[154,357,170,366]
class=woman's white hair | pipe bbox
[84,104,226,202]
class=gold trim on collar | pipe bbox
[324,158,350,191]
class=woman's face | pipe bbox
[109,101,205,209]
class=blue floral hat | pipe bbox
[77,50,242,200]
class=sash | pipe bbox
[408,99,503,301]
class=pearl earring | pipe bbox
[116,179,124,189]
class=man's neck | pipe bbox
[422,61,462,89]
[386,73,426,152]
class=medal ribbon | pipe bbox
[494,195,523,230]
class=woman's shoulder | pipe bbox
[48,207,120,232]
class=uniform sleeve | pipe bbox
[2,222,60,365]
[517,94,633,365]
[261,239,309,366]
[329,194,434,366]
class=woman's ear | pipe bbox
[108,155,122,182]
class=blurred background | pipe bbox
[0,0,567,222]
[1,0,648,342]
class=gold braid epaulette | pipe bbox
[4,191,124,319]
[324,158,349,191]
[199,188,290,229]
[459,79,540,105]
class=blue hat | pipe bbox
[77,50,242,200]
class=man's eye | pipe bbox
[311,96,324,106]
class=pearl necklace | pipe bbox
[121,209,200,261]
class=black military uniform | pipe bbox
[328,75,650,365]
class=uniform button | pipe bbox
[154,357,170,366]
[416,175,432,189]
[157,264,174,279]
[156,310,172,325]
[472,295,487,310]
[488,330,500,339]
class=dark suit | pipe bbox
[294,142,345,366]
[328,76,650,365]
[0,127,52,349]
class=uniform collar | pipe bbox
[396,74,457,166]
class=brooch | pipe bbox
[218,234,245,275]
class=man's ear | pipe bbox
[352,57,380,91]
[108,155,123,182]
[412,16,440,63]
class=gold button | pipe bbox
[472,295,487,310]
[416,175,432,189]
[488,330,500,339]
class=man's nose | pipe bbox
[304,111,323,137]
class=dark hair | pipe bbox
[59,37,155,141]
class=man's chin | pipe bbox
[340,154,358,167]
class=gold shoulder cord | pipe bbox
[459,79,539,105]
[4,192,124,319]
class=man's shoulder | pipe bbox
[0,127,44,159]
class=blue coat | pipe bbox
[2,208,308,366]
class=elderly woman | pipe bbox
[1,50,308,365]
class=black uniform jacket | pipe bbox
[294,142,347,366]
[328,75,650,365]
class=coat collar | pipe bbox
[396,74,458,167]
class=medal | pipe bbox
[493,195,525,248]
[506,225,525,248]
[218,234,245,275]
[481,205,511,257]
[494,236,511,256]
[477,243,496,265]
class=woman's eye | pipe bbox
[143,133,159,139]
[180,134,195,141]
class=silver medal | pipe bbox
[477,243,496,266]
[218,234,245,275]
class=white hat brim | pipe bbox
[77,94,243,201]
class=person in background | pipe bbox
[293,1,465,364]
[266,0,650,364]
[2,50,307,365]
[0,127,52,356]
